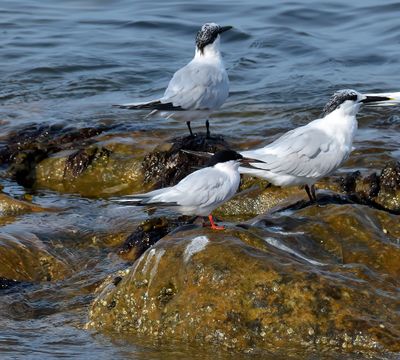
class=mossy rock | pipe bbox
[87,216,400,356]
[35,146,145,197]
[0,231,70,282]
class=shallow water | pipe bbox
[0,0,400,358]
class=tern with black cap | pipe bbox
[238,89,393,201]
[112,150,260,230]
[114,23,232,138]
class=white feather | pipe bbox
[239,94,361,187]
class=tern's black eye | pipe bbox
[206,150,242,166]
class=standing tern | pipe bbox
[239,89,392,202]
[113,150,260,230]
[114,23,232,138]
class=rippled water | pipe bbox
[1,0,400,358]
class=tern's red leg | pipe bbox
[208,214,225,230]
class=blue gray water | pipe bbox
[1,0,400,359]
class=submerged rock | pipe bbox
[0,231,70,282]
[87,203,400,356]
[0,193,50,217]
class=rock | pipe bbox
[376,161,400,211]
[118,216,195,262]
[87,205,400,355]
[35,145,144,197]
[142,134,230,188]
[0,193,49,217]
[338,170,361,193]
[215,175,305,221]
[256,201,400,279]
[0,123,111,188]
[0,231,70,282]
[8,149,49,188]
[339,160,400,213]
[64,147,111,178]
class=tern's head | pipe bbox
[206,150,242,167]
[322,89,392,117]
[195,23,232,55]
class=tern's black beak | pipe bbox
[360,95,393,104]
[219,26,233,34]
[239,157,265,169]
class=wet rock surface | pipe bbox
[1,123,111,188]
[0,192,50,217]
[0,231,70,282]
[87,201,400,357]
[34,144,144,197]
[0,125,231,197]
[142,134,230,188]
[339,160,400,213]
[118,216,195,262]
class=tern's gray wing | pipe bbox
[139,167,229,210]
[241,126,347,178]
[172,167,232,207]
[113,167,231,208]
[161,61,229,110]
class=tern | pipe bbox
[113,150,259,230]
[239,89,392,202]
[114,23,232,138]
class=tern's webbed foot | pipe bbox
[210,224,225,230]
[208,214,225,230]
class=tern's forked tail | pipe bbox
[113,100,184,111]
